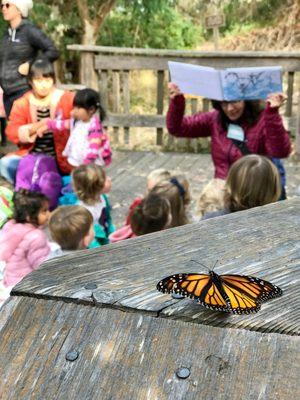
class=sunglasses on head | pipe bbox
[1,3,10,9]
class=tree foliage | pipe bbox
[0,0,291,81]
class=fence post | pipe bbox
[286,72,294,117]
[123,71,130,144]
[296,91,300,157]
[156,70,165,145]
[80,51,98,89]
[112,71,120,143]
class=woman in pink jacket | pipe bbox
[0,189,50,289]
[166,83,291,199]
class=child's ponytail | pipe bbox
[73,88,106,121]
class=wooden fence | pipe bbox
[67,45,300,152]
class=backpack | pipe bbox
[15,154,62,210]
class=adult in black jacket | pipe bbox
[0,0,59,117]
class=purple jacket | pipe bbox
[0,220,50,287]
[166,95,291,179]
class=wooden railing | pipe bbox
[67,45,300,151]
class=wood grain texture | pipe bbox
[13,198,300,335]
[0,297,299,400]
[94,54,300,71]
[68,45,300,59]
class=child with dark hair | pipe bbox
[131,193,171,236]
[40,88,111,168]
[48,205,94,258]
[110,174,189,243]
[0,189,50,288]
[2,58,74,183]
[125,168,171,226]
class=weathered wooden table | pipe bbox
[1,198,300,399]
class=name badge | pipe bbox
[227,124,245,142]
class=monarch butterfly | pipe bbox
[157,263,282,314]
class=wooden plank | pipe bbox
[122,71,130,144]
[57,84,86,91]
[13,198,300,335]
[94,55,300,72]
[203,98,210,112]
[99,70,109,110]
[0,296,23,331]
[1,297,299,399]
[112,71,120,143]
[156,70,165,145]
[69,45,300,59]
[285,71,294,117]
[103,113,165,128]
[296,90,300,155]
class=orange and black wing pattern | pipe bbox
[220,275,282,302]
[157,273,230,313]
[157,272,282,314]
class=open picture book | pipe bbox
[168,61,283,101]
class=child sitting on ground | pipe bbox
[48,206,94,259]
[197,178,225,218]
[202,155,281,220]
[70,163,115,248]
[39,88,112,168]
[151,174,191,227]
[109,174,189,243]
[125,168,171,225]
[109,192,171,242]
[0,190,50,291]
[131,193,171,236]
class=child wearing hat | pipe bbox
[0,0,59,116]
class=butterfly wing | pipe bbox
[221,274,282,303]
[157,272,282,315]
[157,273,230,312]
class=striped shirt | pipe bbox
[31,108,56,157]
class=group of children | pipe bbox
[0,59,284,307]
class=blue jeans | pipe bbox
[0,155,22,184]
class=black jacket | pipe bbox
[0,20,59,95]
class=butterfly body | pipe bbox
[157,271,282,314]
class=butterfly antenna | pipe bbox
[190,259,210,272]
[212,260,219,271]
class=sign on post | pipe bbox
[204,13,226,50]
[205,13,226,29]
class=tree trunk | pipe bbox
[76,0,117,89]
[80,20,98,89]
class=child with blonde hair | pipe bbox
[197,178,225,218]
[203,155,281,220]
[71,163,115,247]
[151,174,191,227]
[125,168,171,225]
[48,206,94,258]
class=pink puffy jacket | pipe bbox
[167,95,291,179]
[0,220,50,287]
